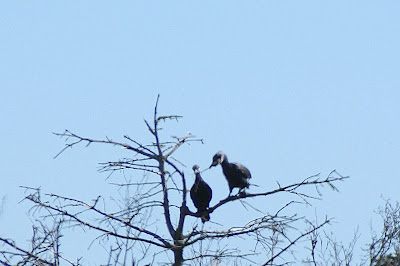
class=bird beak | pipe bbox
[201,168,209,173]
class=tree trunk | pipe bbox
[173,247,183,266]
[173,228,184,266]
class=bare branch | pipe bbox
[53,130,156,159]
[151,96,175,240]
[24,191,171,249]
[263,219,331,265]
[164,132,190,159]
[209,171,349,213]
[0,237,55,265]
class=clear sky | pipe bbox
[1,1,400,265]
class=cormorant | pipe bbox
[190,165,212,223]
[209,151,251,196]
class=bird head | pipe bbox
[192,165,201,174]
[209,151,225,168]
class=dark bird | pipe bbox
[190,165,213,223]
[209,151,251,197]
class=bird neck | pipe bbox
[195,173,203,183]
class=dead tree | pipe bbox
[0,95,349,265]
[368,199,400,266]
[300,198,400,266]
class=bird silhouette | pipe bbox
[209,151,251,197]
[190,165,212,223]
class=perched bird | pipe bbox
[209,151,251,196]
[190,165,213,223]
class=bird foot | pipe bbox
[238,190,247,197]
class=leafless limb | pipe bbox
[24,188,171,249]
[263,219,331,266]
[0,219,80,266]
[209,170,349,214]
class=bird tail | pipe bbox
[201,211,210,223]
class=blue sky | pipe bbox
[1,1,400,264]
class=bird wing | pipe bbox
[232,162,251,179]
[204,182,212,203]
[190,184,196,202]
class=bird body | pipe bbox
[190,165,212,223]
[210,151,251,196]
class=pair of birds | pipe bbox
[190,151,252,223]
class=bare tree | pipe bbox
[299,198,400,266]
[367,199,400,266]
[0,96,349,265]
